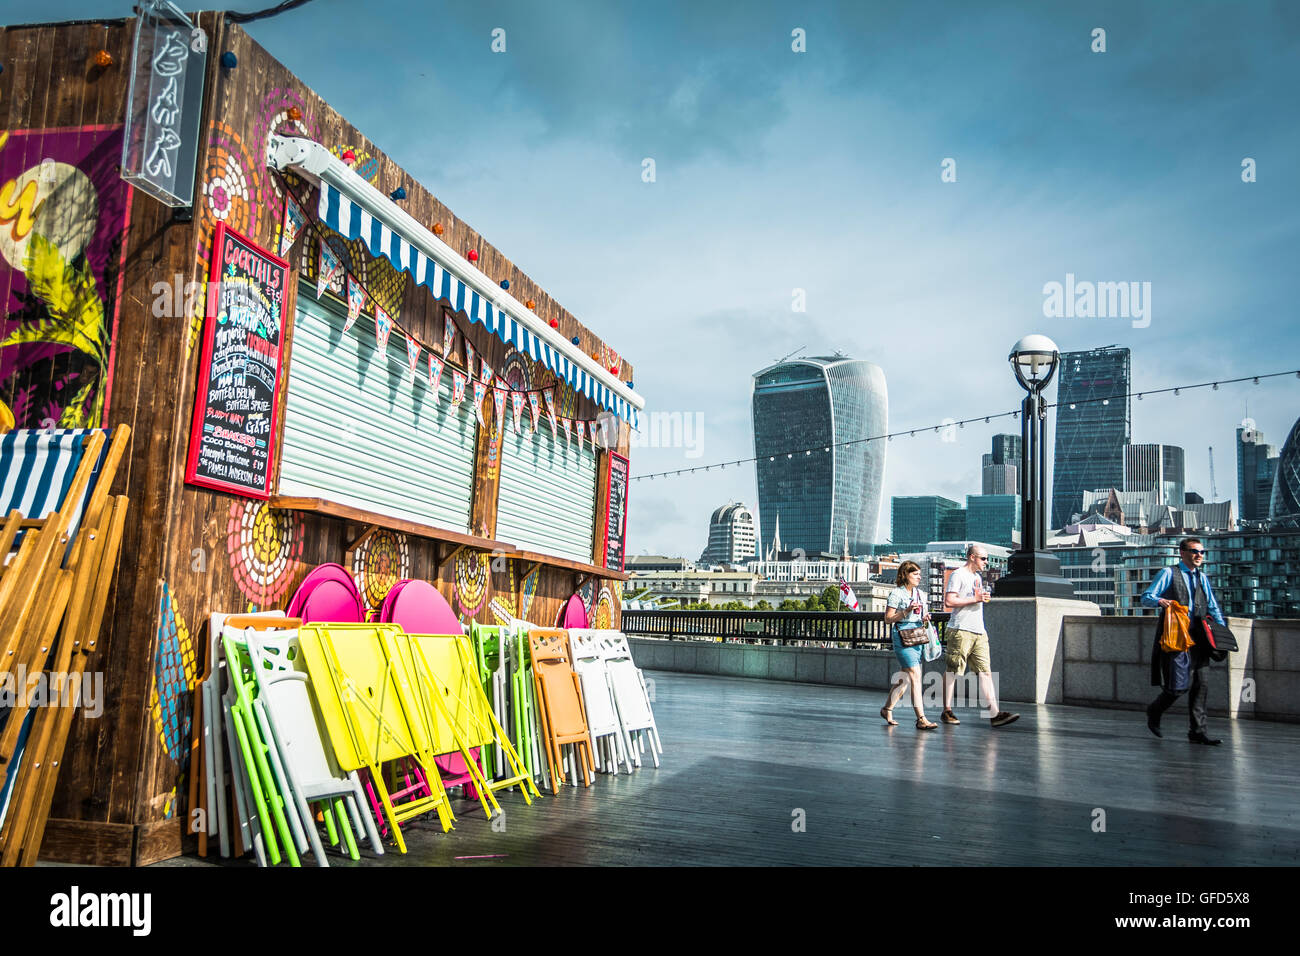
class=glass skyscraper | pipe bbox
[1124,443,1185,509]
[890,495,963,551]
[966,494,1020,549]
[1268,418,1300,526]
[1051,346,1132,529]
[1238,425,1279,523]
[752,356,887,557]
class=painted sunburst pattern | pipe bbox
[195,121,262,267]
[593,584,617,629]
[455,550,490,619]
[352,530,409,611]
[227,499,304,609]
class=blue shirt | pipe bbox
[1141,562,1226,626]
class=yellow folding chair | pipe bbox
[401,632,541,817]
[296,623,454,853]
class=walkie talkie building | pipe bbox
[751,356,888,558]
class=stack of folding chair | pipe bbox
[399,629,540,818]
[295,623,456,854]
[526,628,595,793]
[595,632,663,769]
[201,615,384,867]
[569,631,633,775]
[0,426,131,866]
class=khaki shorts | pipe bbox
[945,627,991,674]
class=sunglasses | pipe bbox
[1183,548,1206,556]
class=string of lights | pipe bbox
[630,367,1300,482]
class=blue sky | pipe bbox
[8,0,1299,556]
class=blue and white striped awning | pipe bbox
[319,182,639,428]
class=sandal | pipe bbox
[916,717,938,730]
[880,706,898,726]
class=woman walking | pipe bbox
[881,561,937,730]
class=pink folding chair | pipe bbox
[286,564,365,623]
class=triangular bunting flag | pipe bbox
[510,391,524,434]
[316,241,342,299]
[443,315,455,357]
[480,362,494,386]
[465,342,476,381]
[279,192,304,257]
[375,305,393,351]
[472,379,487,426]
[560,417,572,446]
[492,386,507,432]
[576,419,586,451]
[344,274,365,332]
[451,369,467,407]
[527,391,541,433]
[405,333,420,381]
[428,354,444,395]
[543,388,557,432]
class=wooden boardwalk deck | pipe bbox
[157,671,1300,867]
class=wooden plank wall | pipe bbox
[0,15,222,865]
[4,14,635,864]
[139,18,633,860]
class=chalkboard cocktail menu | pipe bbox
[601,451,630,572]
[184,224,289,499]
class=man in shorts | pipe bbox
[941,544,1019,727]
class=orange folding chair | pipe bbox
[526,628,594,793]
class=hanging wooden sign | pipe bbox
[184,223,289,499]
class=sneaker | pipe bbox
[990,711,1020,727]
[940,709,960,725]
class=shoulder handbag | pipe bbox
[897,588,931,646]
[1203,620,1237,662]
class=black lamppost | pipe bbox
[995,334,1075,598]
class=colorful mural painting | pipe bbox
[0,125,131,429]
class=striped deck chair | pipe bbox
[0,429,108,564]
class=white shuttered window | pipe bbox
[494,423,597,562]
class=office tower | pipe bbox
[1238,426,1279,522]
[991,434,1022,467]
[752,356,887,557]
[1051,346,1131,529]
[966,494,1021,549]
[1124,443,1185,509]
[982,435,1021,495]
[1268,418,1300,526]
[700,502,758,566]
[891,496,962,550]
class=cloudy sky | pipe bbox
[11,0,1299,556]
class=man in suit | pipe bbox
[1141,537,1228,745]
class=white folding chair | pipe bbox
[596,632,662,769]
[569,630,632,774]
[242,626,383,865]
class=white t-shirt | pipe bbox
[946,566,986,635]
[887,586,926,630]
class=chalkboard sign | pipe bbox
[184,224,289,499]
[601,451,629,572]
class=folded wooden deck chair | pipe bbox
[401,631,541,817]
[0,426,130,866]
[241,622,384,865]
[569,630,632,775]
[526,629,595,793]
[596,632,662,769]
[296,623,454,853]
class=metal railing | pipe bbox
[621,609,951,649]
